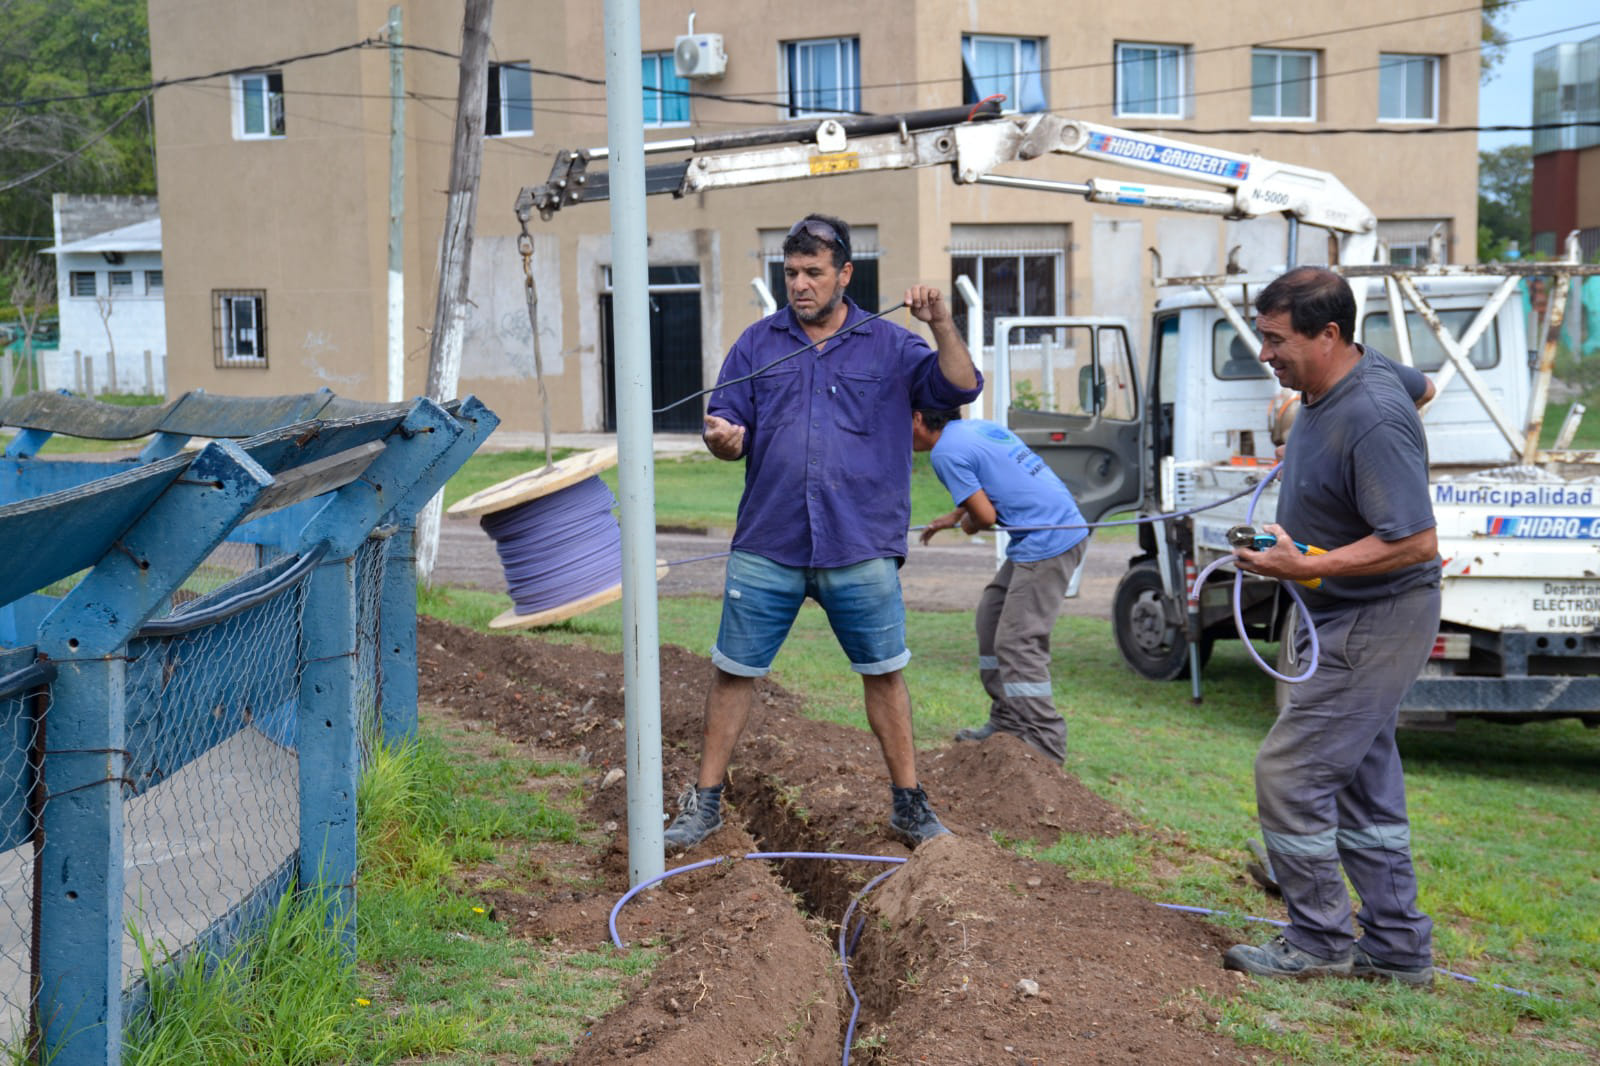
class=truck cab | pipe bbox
[1011,274,1600,728]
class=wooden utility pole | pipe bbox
[417,0,493,582]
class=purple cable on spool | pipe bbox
[478,475,623,615]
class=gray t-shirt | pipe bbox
[1278,346,1441,606]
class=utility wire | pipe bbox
[0,93,152,194]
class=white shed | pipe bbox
[42,195,167,396]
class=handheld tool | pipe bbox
[1226,525,1325,589]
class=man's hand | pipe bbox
[702,414,746,461]
[905,285,951,327]
[1233,522,1310,581]
[919,508,965,545]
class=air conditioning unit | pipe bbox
[674,33,726,78]
[673,12,726,79]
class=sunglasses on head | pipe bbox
[787,218,843,249]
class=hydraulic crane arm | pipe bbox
[518,102,1378,263]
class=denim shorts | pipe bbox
[711,551,910,677]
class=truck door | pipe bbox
[991,316,1144,521]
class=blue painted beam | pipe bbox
[297,557,358,954]
[295,398,463,559]
[33,439,272,1066]
[379,518,417,745]
[137,431,191,463]
[3,427,52,459]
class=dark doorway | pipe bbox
[600,270,703,433]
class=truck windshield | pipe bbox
[1361,309,1499,372]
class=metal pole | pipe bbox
[603,0,665,886]
[1285,216,1299,268]
[386,5,405,403]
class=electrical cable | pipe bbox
[478,474,622,616]
[652,299,911,417]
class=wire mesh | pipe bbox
[170,541,263,606]
[354,533,388,766]
[117,562,308,990]
[0,676,45,1056]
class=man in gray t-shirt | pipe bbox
[1222,267,1442,988]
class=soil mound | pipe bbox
[417,617,1265,1064]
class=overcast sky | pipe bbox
[1478,0,1600,154]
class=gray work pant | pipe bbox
[1256,583,1440,967]
[976,540,1087,764]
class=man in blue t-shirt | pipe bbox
[913,408,1088,764]
[1223,267,1441,988]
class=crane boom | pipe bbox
[518,103,1378,263]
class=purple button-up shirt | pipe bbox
[707,299,983,568]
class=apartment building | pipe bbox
[147,0,1480,432]
[1531,32,1600,260]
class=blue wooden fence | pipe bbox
[0,389,498,1066]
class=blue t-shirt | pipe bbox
[708,299,983,568]
[1277,346,1440,606]
[929,418,1088,562]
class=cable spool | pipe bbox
[446,445,666,629]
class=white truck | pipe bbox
[522,102,1600,728]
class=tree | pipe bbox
[1477,145,1531,262]
[0,0,155,241]
[5,250,53,394]
[1481,0,1513,81]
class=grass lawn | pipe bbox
[414,581,1600,1064]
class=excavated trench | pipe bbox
[729,772,922,1061]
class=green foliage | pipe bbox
[0,0,155,239]
[123,886,360,1066]
[1009,379,1047,412]
[1480,0,1514,80]
[1477,146,1532,261]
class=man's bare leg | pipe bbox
[696,667,756,788]
[863,670,918,788]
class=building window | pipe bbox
[962,35,1046,113]
[145,270,164,295]
[108,270,134,297]
[782,37,860,118]
[1115,42,1188,118]
[234,72,285,139]
[213,290,267,367]
[486,63,534,136]
[70,271,97,298]
[643,51,691,126]
[949,246,1066,346]
[1251,48,1316,120]
[1378,54,1438,122]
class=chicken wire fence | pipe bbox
[0,530,404,1060]
[0,667,47,1056]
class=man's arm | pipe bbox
[918,505,967,545]
[1236,524,1437,582]
[907,284,977,390]
[957,488,997,534]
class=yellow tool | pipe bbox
[1226,525,1326,589]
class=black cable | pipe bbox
[652,301,910,416]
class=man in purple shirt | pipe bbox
[663,213,982,850]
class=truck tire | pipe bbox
[1113,562,1193,681]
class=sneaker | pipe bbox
[1352,943,1435,987]
[1223,935,1352,979]
[954,721,998,742]
[663,784,723,850]
[888,783,952,846]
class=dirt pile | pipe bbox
[418,617,1268,1064]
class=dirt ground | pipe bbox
[417,616,1274,1065]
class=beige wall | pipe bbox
[149,0,1480,432]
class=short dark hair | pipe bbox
[1255,267,1356,344]
[782,213,851,270]
[916,408,961,433]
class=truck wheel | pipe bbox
[1113,562,1192,681]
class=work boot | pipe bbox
[953,720,998,742]
[1223,935,1352,979]
[1351,943,1435,987]
[663,784,724,851]
[888,783,952,846]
